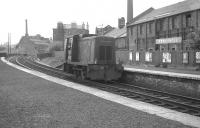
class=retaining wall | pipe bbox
[122,71,200,98]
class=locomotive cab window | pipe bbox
[99,46,112,61]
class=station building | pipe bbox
[127,0,200,68]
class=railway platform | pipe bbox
[123,64,200,99]
[0,57,200,128]
[124,64,200,80]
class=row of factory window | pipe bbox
[129,51,200,64]
[130,10,200,36]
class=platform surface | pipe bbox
[0,57,200,128]
[124,64,200,80]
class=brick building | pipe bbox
[127,0,200,68]
[53,22,89,50]
[104,17,128,64]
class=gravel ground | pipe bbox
[0,60,197,128]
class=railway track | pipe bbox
[9,56,200,117]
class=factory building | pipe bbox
[127,0,200,68]
[53,22,89,50]
[16,20,50,57]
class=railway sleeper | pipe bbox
[148,100,163,105]
[127,95,141,99]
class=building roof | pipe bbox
[104,27,126,38]
[129,0,200,26]
[119,32,127,38]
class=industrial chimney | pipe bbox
[25,19,29,36]
[127,0,133,23]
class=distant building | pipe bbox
[53,22,89,50]
[63,22,89,38]
[95,25,115,35]
[16,35,50,57]
[53,22,64,42]
[16,19,50,57]
[104,17,128,64]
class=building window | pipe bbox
[157,19,164,31]
[142,38,145,50]
[160,46,165,51]
[149,22,152,33]
[137,39,140,51]
[186,14,191,27]
[172,16,176,29]
[172,47,176,51]
[149,48,153,51]
[140,24,143,34]
[160,19,164,31]
[130,27,133,35]
[185,45,190,51]
[155,44,159,51]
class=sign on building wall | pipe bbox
[145,52,152,62]
[183,52,188,64]
[156,37,182,44]
[196,52,200,63]
[162,52,171,63]
[136,52,140,61]
[129,52,133,61]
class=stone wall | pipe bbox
[122,71,200,98]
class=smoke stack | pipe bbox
[127,0,133,23]
[25,19,29,36]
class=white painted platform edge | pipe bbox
[124,66,200,80]
[2,57,200,128]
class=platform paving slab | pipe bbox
[0,58,199,128]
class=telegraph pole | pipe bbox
[7,33,9,55]
[9,33,11,54]
[7,33,11,56]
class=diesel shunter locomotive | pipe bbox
[64,34,122,81]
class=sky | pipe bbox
[0,0,185,45]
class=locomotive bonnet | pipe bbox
[64,34,122,81]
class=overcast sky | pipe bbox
[0,0,184,45]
